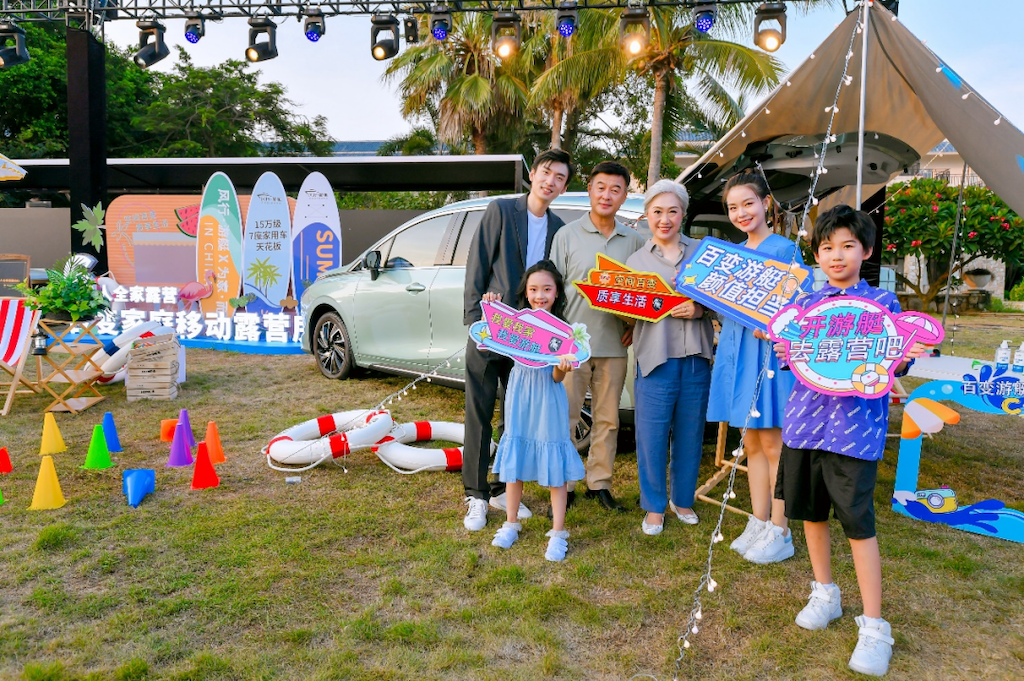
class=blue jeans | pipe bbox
[635,356,711,513]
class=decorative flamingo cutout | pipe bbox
[179,270,216,312]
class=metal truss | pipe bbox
[0,0,769,24]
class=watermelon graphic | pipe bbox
[175,204,200,237]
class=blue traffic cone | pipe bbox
[102,412,123,453]
[123,469,155,508]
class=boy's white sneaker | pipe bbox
[743,523,795,564]
[489,492,533,519]
[463,497,489,531]
[795,581,843,630]
[848,615,894,677]
[730,516,768,555]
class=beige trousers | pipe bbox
[565,356,628,492]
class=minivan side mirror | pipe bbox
[364,250,382,281]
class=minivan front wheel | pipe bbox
[314,312,353,380]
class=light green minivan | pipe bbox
[300,192,650,449]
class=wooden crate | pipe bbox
[125,334,181,401]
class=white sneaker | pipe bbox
[489,492,533,519]
[730,516,768,555]
[795,581,843,631]
[849,615,894,676]
[744,523,795,564]
[491,522,522,549]
[463,497,489,531]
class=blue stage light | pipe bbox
[693,2,717,33]
[556,2,578,38]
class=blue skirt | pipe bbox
[492,364,585,487]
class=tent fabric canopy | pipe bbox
[680,2,1024,218]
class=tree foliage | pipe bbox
[0,25,333,162]
[883,178,1024,310]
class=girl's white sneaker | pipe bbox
[491,522,522,549]
[730,516,768,554]
[544,530,569,561]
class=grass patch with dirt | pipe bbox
[1,314,1022,680]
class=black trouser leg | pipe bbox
[463,345,511,501]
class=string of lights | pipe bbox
[0,0,793,69]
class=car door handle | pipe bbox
[405,283,426,293]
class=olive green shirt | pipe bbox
[626,236,715,377]
[549,213,645,358]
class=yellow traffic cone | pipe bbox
[30,455,66,510]
[40,414,66,455]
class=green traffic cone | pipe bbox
[0,488,5,506]
[81,424,115,470]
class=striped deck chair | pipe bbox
[1,298,41,416]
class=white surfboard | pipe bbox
[242,172,292,314]
[292,172,342,310]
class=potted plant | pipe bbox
[14,256,110,322]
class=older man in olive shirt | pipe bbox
[549,162,644,512]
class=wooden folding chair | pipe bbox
[1,297,41,416]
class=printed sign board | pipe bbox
[676,237,811,331]
[572,254,689,322]
[469,300,591,368]
[198,172,244,317]
[242,172,292,315]
[292,172,342,309]
[768,296,944,398]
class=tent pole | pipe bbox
[940,161,970,331]
[856,0,870,208]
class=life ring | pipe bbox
[264,409,394,469]
[851,362,891,396]
[94,322,174,383]
[372,421,493,474]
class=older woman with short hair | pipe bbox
[625,180,715,535]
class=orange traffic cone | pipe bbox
[191,442,220,490]
[205,422,226,464]
[30,455,67,510]
[40,413,66,455]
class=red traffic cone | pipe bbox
[0,446,11,474]
[191,442,220,490]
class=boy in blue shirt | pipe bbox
[774,205,929,677]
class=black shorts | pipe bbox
[775,446,878,540]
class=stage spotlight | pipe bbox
[371,15,400,60]
[491,10,521,59]
[693,2,717,33]
[754,2,787,52]
[619,7,649,56]
[430,6,451,41]
[246,17,278,62]
[304,10,325,42]
[183,13,205,44]
[134,20,170,69]
[0,22,30,69]
[556,2,578,38]
[404,16,419,43]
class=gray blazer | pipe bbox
[463,194,565,326]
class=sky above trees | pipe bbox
[94,1,1024,142]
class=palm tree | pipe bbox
[383,14,528,154]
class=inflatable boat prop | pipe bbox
[470,300,590,368]
[264,411,492,475]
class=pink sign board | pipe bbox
[469,300,591,368]
[768,296,943,399]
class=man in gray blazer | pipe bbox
[462,148,572,531]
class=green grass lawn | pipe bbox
[1,314,1023,680]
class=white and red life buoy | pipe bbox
[372,421,494,474]
[94,322,175,384]
[265,409,394,470]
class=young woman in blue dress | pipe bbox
[706,171,804,564]
[485,261,586,561]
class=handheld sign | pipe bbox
[767,297,944,399]
[469,300,591,369]
[572,254,689,322]
[676,237,811,331]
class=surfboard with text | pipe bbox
[242,172,292,315]
[197,172,244,317]
[292,172,342,310]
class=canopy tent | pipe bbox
[0,153,26,182]
[680,1,1024,227]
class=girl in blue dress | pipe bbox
[486,261,586,561]
[706,171,804,564]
